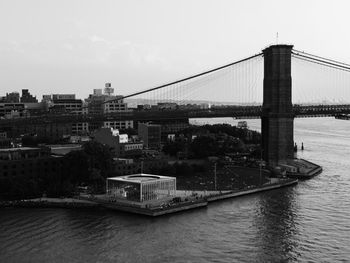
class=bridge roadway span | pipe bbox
[1,104,350,126]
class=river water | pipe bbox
[1,118,350,263]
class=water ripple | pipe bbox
[1,118,350,262]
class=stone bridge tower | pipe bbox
[262,45,294,167]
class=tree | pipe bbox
[21,135,54,146]
[62,141,114,193]
[82,141,113,178]
[190,136,219,158]
[64,150,90,184]
[163,140,186,156]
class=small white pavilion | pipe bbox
[106,174,176,204]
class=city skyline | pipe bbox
[1,0,350,101]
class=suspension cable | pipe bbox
[293,49,350,68]
[292,51,350,72]
[292,53,350,73]
[99,53,263,105]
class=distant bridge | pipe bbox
[2,44,350,166]
[1,104,350,127]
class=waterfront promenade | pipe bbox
[1,178,297,216]
[79,177,297,216]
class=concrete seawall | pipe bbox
[206,179,298,202]
[0,198,99,209]
[1,179,298,216]
[89,179,298,216]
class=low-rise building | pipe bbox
[71,122,89,135]
[120,142,143,157]
[157,102,178,110]
[237,121,248,129]
[69,135,90,144]
[0,103,28,119]
[279,164,298,173]
[94,127,141,157]
[0,131,11,148]
[0,131,7,139]
[11,122,72,140]
[48,144,82,156]
[0,147,64,179]
[103,120,133,130]
[0,147,50,161]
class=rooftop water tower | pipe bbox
[104,83,114,96]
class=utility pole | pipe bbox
[259,162,262,186]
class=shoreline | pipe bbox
[1,178,298,216]
[0,197,100,209]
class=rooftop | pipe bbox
[0,147,40,152]
[48,144,82,149]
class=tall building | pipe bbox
[42,94,88,136]
[86,84,134,132]
[138,123,161,149]
[20,89,38,103]
[102,94,133,130]
[5,92,20,103]
[51,94,83,113]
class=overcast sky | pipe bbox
[1,0,350,101]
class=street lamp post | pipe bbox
[259,148,263,186]
[214,162,217,191]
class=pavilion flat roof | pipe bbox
[107,173,175,183]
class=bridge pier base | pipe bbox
[262,45,294,167]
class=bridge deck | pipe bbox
[1,105,350,127]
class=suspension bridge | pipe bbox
[1,44,350,165]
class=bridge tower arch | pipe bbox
[262,44,294,167]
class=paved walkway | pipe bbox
[176,190,231,198]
